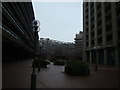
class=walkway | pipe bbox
[2,60,119,88]
[36,62,119,88]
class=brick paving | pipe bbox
[2,60,120,88]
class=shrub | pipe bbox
[54,60,65,65]
[65,61,90,75]
[32,58,50,68]
[40,60,50,68]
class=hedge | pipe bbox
[53,60,65,65]
[65,61,90,75]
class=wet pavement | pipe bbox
[2,59,33,88]
[36,62,119,88]
[2,59,120,88]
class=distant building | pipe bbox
[39,38,75,60]
[83,2,120,67]
[74,31,83,60]
[39,38,61,59]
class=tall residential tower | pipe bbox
[83,2,120,67]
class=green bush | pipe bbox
[54,60,65,65]
[40,60,50,68]
[32,58,50,68]
[65,61,90,75]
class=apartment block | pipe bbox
[74,31,83,60]
[83,2,120,67]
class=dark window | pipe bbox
[106,34,112,41]
[86,2,88,7]
[97,3,101,10]
[105,2,111,13]
[91,40,94,46]
[86,42,89,46]
[97,28,102,35]
[97,10,101,19]
[106,23,112,32]
[117,18,120,28]
[105,13,112,22]
[97,37,102,44]
[91,32,94,38]
[97,19,102,26]
[118,31,120,39]
[91,24,95,30]
[86,35,89,40]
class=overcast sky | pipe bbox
[32,1,83,42]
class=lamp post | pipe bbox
[31,20,40,90]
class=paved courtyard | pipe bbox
[36,62,119,88]
[2,59,120,88]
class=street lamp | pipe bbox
[31,20,40,90]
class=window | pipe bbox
[106,23,112,32]
[97,28,102,35]
[117,18,120,28]
[97,19,102,26]
[106,34,112,41]
[97,3,101,10]
[91,32,94,38]
[118,31,120,39]
[86,2,88,7]
[97,10,101,19]
[105,13,112,22]
[91,40,94,46]
[105,2,111,13]
[86,42,89,46]
[97,37,102,44]
[91,24,95,30]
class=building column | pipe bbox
[88,2,91,49]
[94,2,97,47]
[101,3,106,46]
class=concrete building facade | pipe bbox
[83,2,120,67]
[2,2,37,61]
